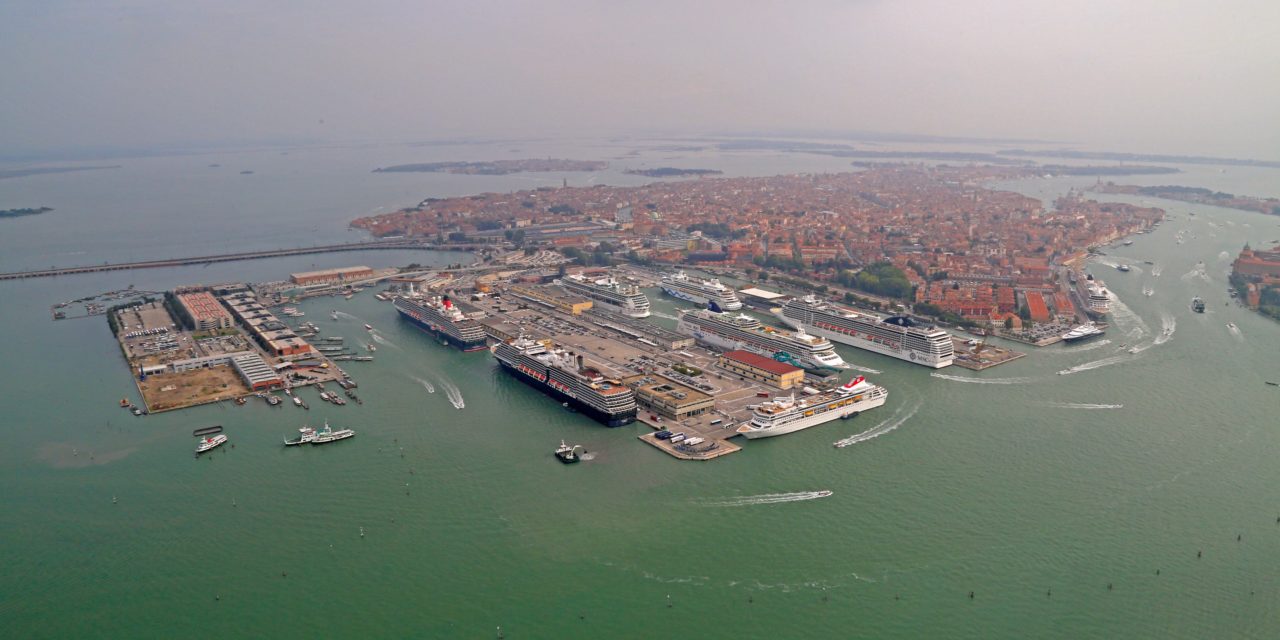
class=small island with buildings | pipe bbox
[1092,183,1280,216]
[1,206,53,218]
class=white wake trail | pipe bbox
[648,311,680,321]
[440,379,465,409]
[1057,339,1111,354]
[848,365,883,374]
[698,491,834,507]
[833,402,921,448]
[1042,402,1124,410]
[1057,354,1131,375]
[369,331,401,349]
[930,373,1035,385]
[411,375,435,393]
[334,311,360,321]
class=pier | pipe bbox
[0,240,489,281]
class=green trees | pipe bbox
[836,262,913,299]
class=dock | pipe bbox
[950,336,1027,370]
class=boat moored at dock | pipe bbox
[660,270,742,310]
[736,376,887,439]
[555,273,650,318]
[1061,323,1106,343]
[775,295,953,368]
[677,308,847,370]
[492,336,637,427]
[393,294,487,351]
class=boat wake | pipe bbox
[1227,323,1243,340]
[1041,402,1124,410]
[334,311,360,321]
[697,491,834,507]
[1142,287,1154,297]
[1057,339,1111,353]
[1180,265,1211,283]
[1107,297,1150,339]
[440,379,466,409]
[1218,250,1231,262]
[1057,354,1131,376]
[411,375,436,393]
[847,364,883,375]
[648,311,680,321]
[930,373,1034,385]
[833,401,921,448]
[369,331,400,349]
[1150,264,1163,277]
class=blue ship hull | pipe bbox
[396,308,487,352]
[498,360,636,427]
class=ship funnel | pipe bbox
[576,354,584,370]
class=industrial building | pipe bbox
[479,319,522,343]
[717,350,805,389]
[737,287,787,309]
[290,266,374,286]
[623,374,715,420]
[231,353,283,390]
[506,285,593,315]
[176,291,234,331]
[170,350,258,373]
[220,291,314,358]
[584,307,695,350]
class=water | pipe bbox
[2,143,1279,638]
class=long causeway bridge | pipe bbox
[0,239,489,280]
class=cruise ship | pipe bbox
[660,271,743,310]
[676,309,847,369]
[393,294,487,351]
[736,376,887,439]
[556,273,650,318]
[1087,280,1112,317]
[775,295,954,368]
[492,336,638,427]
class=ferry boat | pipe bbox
[311,422,355,444]
[555,273,650,318]
[195,434,228,454]
[775,295,953,368]
[736,376,887,439]
[660,270,742,310]
[393,294,487,351]
[492,336,637,427]
[1191,296,1206,313]
[678,308,847,369]
[283,426,316,446]
[1061,323,1105,343]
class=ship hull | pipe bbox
[396,307,487,352]
[498,360,636,427]
[1061,332,1105,343]
[773,311,952,369]
[677,318,844,369]
[740,393,887,439]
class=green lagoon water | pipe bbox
[1,145,1279,638]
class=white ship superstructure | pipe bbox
[1087,281,1112,316]
[556,273,651,318]
[660,271,743,310]
[676,309,847,369]
[736,376,887,439]
[775,295,953,368]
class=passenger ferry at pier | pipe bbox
[676,308,847,369]
[492,336,637,427]
[736,376,887,439]
[660,271,742,310]
[775,295,954,368]
[393,294,487,351]
[555,273,650,318]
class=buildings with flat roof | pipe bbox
[507,284,593,315]
[738,287,788,309]
[219,291,314,358]
[176,291,234,331]
[170,350,256,373]
[290,266,374,286]
[717,350,805,389]
[623,374,714,420]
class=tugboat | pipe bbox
[195,434,228,454]
[554,440,584,464]
[283,426,316,446]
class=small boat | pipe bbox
[366,342,376,352]
[364,324,373,331]
[1116,264,1131,272]
[814,490,834,498]
[1123,239,1134,246]
[196,434,228,454]
[235,397,247,405]
[283,426,316,446]
[132,408,143,416]
[293,396,303,407]
[554,440,583,464]
[330,310,339,320]
[119,398,131,408]
[1227,323,1238,330]
[1264,381,1278,387]
[266,395,282,406]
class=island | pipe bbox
[0,165,121,181]
[624,167,723,177]
[373,159,608,175]
[1,206,52,218]
[1091,183,1280,216]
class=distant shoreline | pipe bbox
[373,159,608,175]
[0,206,52,219]
[0,165,120,181]
[624,167,723,178]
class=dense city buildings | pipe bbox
[1231,243,1280,318]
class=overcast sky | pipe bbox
[2,0,1278,159]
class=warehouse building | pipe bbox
[717,350,805,389]
[623,374,714,420]
[290,266,374,286]
[232,353,283,390]
[507,285,593,315]
[176,291,234,331]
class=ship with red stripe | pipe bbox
[492,336,637,427]
[393,294,487,352]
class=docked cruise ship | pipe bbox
[556,273,650,318]
[1086,279,1112,317]
[775,295,954,368]
[492,336,638,427]
[660,271,743,310]
[393,294,487,351]
[737,376,887,439]
[676,309,847,369]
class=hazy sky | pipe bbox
[2,0,1278,159]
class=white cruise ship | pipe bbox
[556,273,650,318]
[660,271,743,310]
[775,295,953,368]
[676,309,847,369]
[737,376,887,439]
[1087,281,1112,316]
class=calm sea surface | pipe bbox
[1,142,1278,638]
